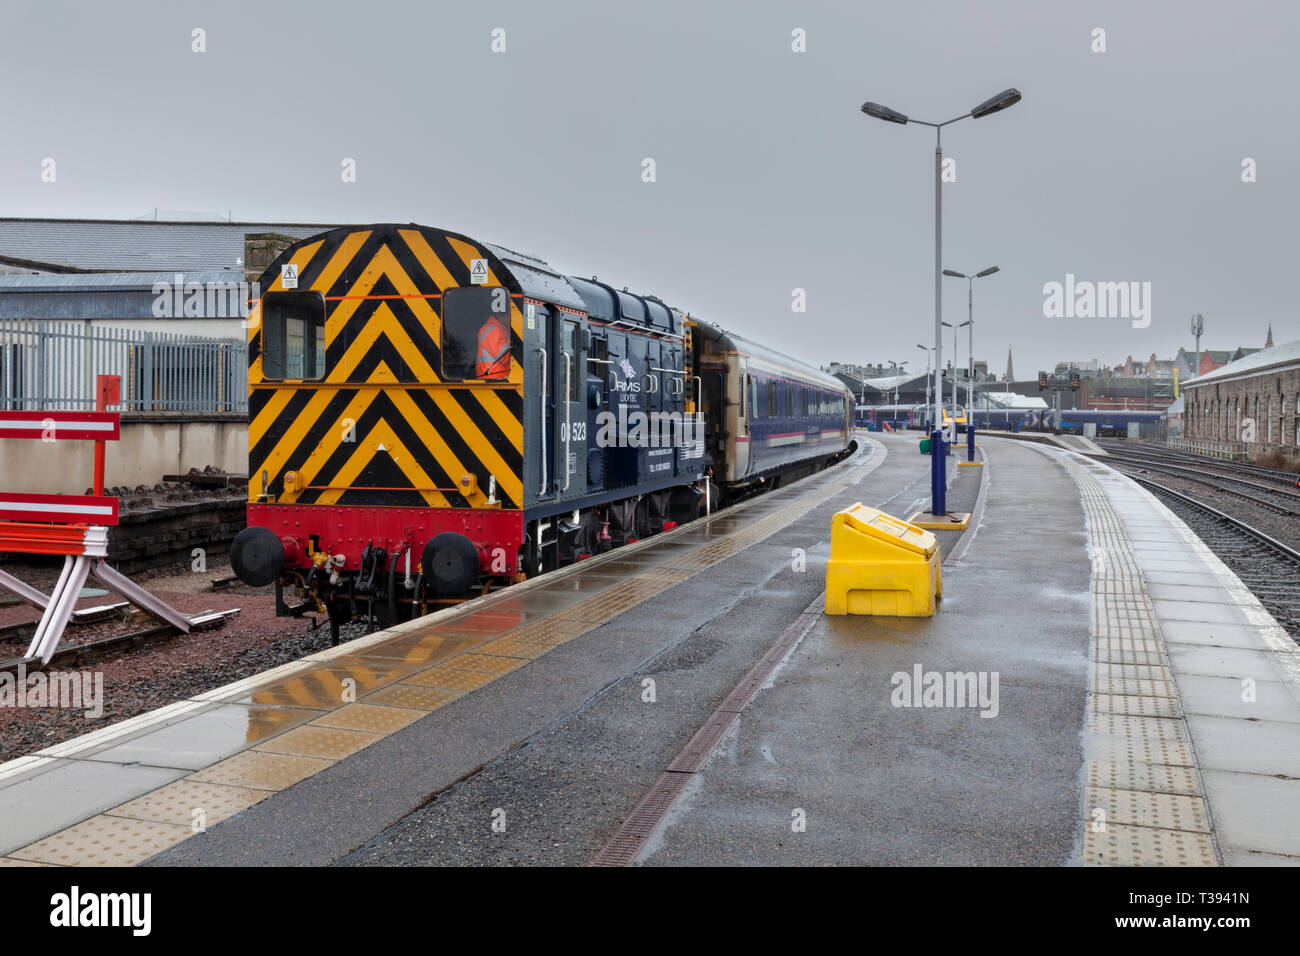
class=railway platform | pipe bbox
[0,432,1297,867]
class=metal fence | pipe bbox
[0,319,246,414]
[1165,437,1244,460]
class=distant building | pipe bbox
[1184,338,1300,454]
[1054,359,1099,373]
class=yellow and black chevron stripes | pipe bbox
[247,224,527,510]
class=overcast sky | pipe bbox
[2,0,1296,376]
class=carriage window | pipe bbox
[443,287,512,381]
[262,291,326,380]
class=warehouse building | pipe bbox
[1182,339,1300,455]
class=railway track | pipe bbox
[1097,439,1300,486]
[1105,457,1300,518]
[1128,475,1300,638]
[0,609,240,676]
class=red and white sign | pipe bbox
[0,492,119,525]
[0,411,120,442]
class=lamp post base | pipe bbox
[930,428,947,515]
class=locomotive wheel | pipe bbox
[422,532,481,595]
[519,533,541,579]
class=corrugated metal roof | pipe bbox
[1184,338,1300,388]
[0,218,342,272]
[983,392,1048,410]
[864,372,927,391]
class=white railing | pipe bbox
[0,319,246,414]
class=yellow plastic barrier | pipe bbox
[825,503,941,617]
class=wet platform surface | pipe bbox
[0,431,1296,866]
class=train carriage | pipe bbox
[693,325,852,488]
[230,222,854,637]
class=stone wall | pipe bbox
[1183,367,1300,456]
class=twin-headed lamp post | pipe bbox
[860,88,1020,515]
[943,266,1000,422]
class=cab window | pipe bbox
[262,291,326,380]
[443,287,512,380]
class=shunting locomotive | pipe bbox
[229,223,854,638]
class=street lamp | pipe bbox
[888,360,909,403]
[860,87,1021,514]
[917,343,935,422]
[941,320,971,437]
[944,265,1000,417]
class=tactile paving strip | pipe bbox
[1086,759,1201,796]
[1090,693,1182,718]
[189,750,335,791]
[503,616,591,647]
[1084,822,1217,867]
[1089,675,1176,698]
[364,683,465,711]
[253,725,384,761]
[475,635,559,660]
[1086,785,1211,832]
[1051,452,1221,866]
[1093,662,1174,683]
[402,666,499,692]
[107,779,269,827]
[309,702,426,734]
[8,814,194,867]
[433,652,527,676]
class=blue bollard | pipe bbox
[968,424,976,461]
[930,429,946,515]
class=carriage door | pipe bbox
[535,305,557,500]
[733,369,752,478]
[560,319,587,499]
[701,367,725,468]
[585,333,607,492]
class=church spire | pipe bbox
[1266,323,1274,348]
[1004,348,1014,382]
